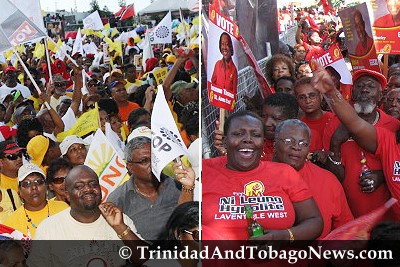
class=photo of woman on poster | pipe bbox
[373,0,400,27]
[211,32,238,93]
[354,9,374,56]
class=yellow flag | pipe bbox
[16,44,25,54]
[111,28,119,38]
[93,31,104,38]
[4,50,13,60]
[112,41,122,57]
[47,39,57,53]
[56,105,100,141]
[102,23,110,30]
[33,43,45,59]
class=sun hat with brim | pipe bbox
[171,80,197,95]
[0,141,24,157]
[53,73,68,83]
[27,135,49,167]
[127,126,152,142]
[352,69,387,90]
[59,135,87,156]
[13,105,36,120]
[18,163,45,182]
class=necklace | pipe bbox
[24,202,50,228]
[134,181,155,198]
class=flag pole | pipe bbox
[44,39,53,84]
[46,36,91,79]
[13,49,41,95]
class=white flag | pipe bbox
[142,32,154,72]
[105,122,125,159]
[72,28,84,56]
[151,85,188,180]
[83,41,98,56]
[0,0,46,50]
[9,0,46,32]
[149,11,172,44]
[84,129,127,202]
[83,10,103,31]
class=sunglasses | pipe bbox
[51,176,66,184]
[180,229,200,241]
[20,178,46,188]
[2,152,23,161]
[86,104,95,110]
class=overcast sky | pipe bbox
[39,0,151,13]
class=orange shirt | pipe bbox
[118,101,140,122]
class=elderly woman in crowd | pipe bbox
[272,119,353,239]
[202,111,323,241]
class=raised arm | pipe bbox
[163,56,186,101]
[311,62,377,153]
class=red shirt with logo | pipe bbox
[202,156,312,240]
[375,127,400,219]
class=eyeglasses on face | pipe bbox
[51,177,66,184]
[20,178,46,188]
[128,158,151,165]
[297,92,319,102]
[179,229,200,241]
[86,104,96,110]
[2,152,23,161]
[278,137,309,148]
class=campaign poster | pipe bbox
[369,0,400,54]
[207,5,240,112]
[338,3,381,72]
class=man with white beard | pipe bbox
[323,69,400,219]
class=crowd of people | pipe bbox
[0,10,200,266]
[205,3,400,265]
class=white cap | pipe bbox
[127,126,152,142]
[18,163,45,182]
[59,135,87,156]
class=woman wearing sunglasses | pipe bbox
[3,163,68,238]
[46,158,73,204]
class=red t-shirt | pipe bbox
[261,139,274,161]
[301,112,335,152]
[303,42,325,61]
[354,35,374,56]
[202,157,312,240]
[118,101,140,122]
[299,161,354,239]
[373,13,399,28]
[375,127,400,220]
[211,59,238,94]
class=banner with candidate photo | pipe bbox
[206,5,240,112]
[338,3,381,72]
[369,0,400,54]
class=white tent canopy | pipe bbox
[138,0,190,16]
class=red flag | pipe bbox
[323,198,398,240]
[114,6,126,18]
[120,4,136,20]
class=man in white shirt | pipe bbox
[28,165,148,266]
[0,67,31,100]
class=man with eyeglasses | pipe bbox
[0,141,25,191]
[48,73,72,110]
[294,76,335,153]
[272,119,353,239]
[322,69,400,219]
[107,136,195,240]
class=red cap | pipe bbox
[4,66,17,73]
[352,69,387,90]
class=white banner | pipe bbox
[83,10,103,31]
[84,129,127,202]
[72,28,83,56]
[142,32,154,72]
[151,85,188,180]
[9,0,46,32]
[149,11,172,44]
